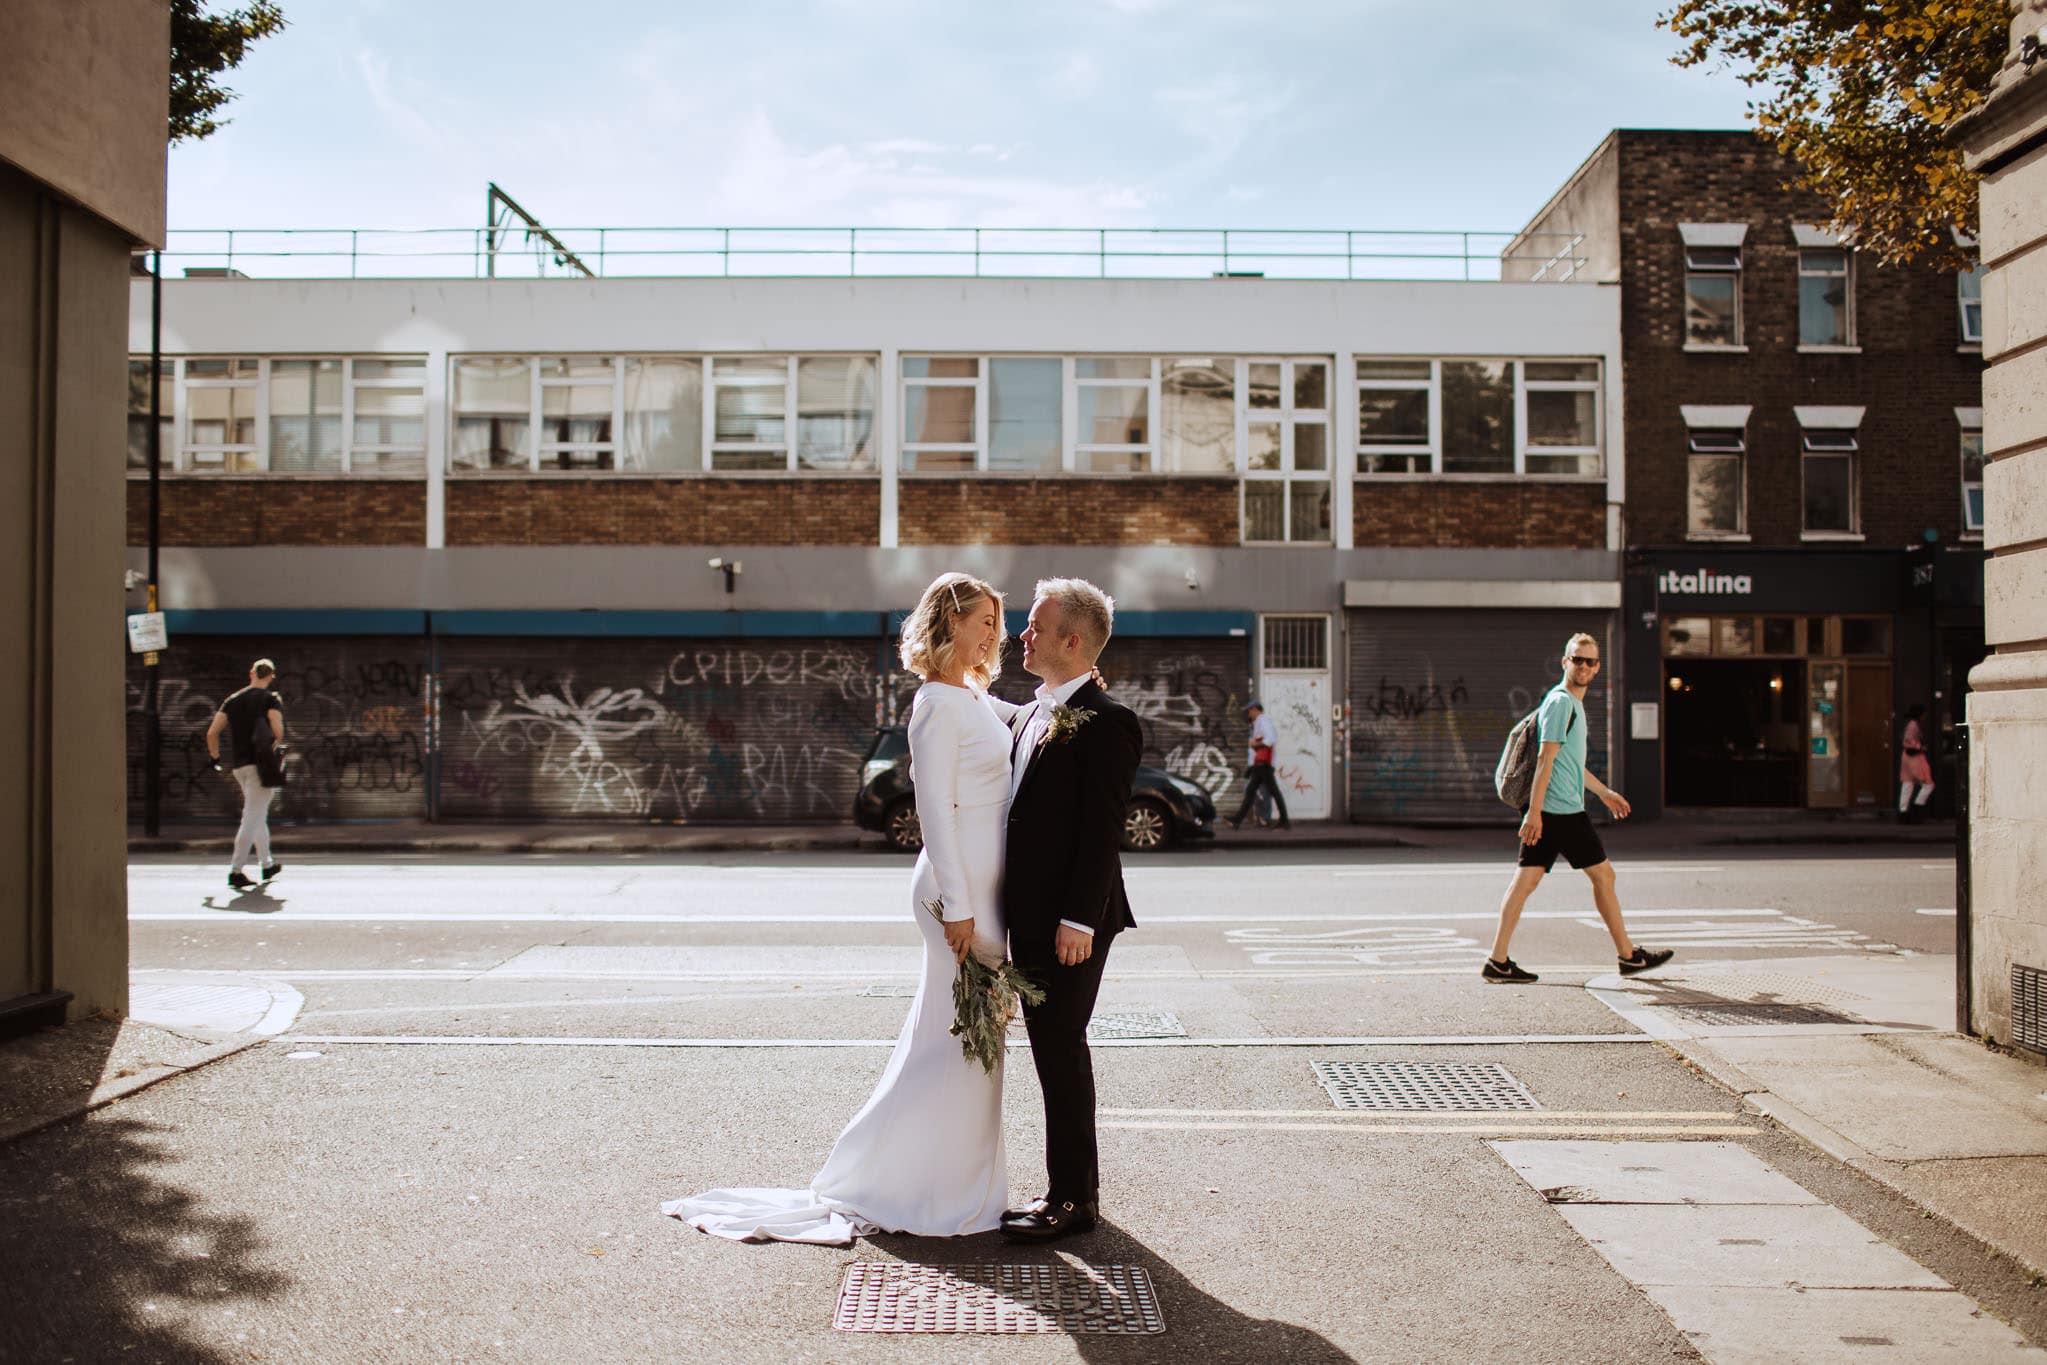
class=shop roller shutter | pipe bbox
[436,636,886,821]
[126,636,429,822]
[1347,610,1612,822]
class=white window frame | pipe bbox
[1355,358,1603,478]
[1071,357,1159,473]
[180,357,265,472]
[1959,409,1985,536]
[1796,247,1857,350]
[900,356,992,472]
[1520,361,1603,474]
[1685,430,1748,540]
[1682,247,1744,349]
[1240,356,1332,544]
[450,354,875,475]
[1959,264,1984,346]
[1355,359,1435,474]
[337,358,427,473]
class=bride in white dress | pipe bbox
[664,572,1021,1244]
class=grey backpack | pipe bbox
[1495,701,1573,809]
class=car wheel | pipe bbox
[885,798,923,853]
[1122,798,1172,853]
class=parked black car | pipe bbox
[852,726,1216,853]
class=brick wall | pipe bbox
[898,477,1240,545]
[444,478,880,546]
[1353,480,1606,548]
[126,479,425,546]
[1614,130,1984,547]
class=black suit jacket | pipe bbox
[1003,678,1143,949]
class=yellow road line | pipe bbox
[1102,1120,1759,1136]
[1102,1108,1740,1120]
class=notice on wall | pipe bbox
[126,612,167,654]
[1630,702,1660,741]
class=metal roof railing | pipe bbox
[153,225,1590,284]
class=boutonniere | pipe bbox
[1040,703,1096,748]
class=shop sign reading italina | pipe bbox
[1658,569,1753,594]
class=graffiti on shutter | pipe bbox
[126,637,428,821]
[436,637,883,821]
[1347,611,1611,821]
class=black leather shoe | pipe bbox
[228,871,256,891]
[1000,1198,1098,1241]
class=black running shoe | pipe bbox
[261,861,282,882]
[228,871,256,891]
[1481,957,1539,984]
[1619,946,1674,976]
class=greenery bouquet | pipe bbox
[923,899,1045,1075]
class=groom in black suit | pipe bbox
[999,577,1143,1242]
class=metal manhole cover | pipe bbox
[1312,1061,1540,1112]
[1087,1009,1186,1040]
[833,1263,1164,1334]
[1669,1002,1856,1027]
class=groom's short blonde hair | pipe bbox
[1034,578,1114,662]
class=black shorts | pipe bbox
[1517,810,1607,873]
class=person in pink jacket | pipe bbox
[1898,703,1935,823]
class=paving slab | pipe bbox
[129,971,303,1037]
[1556,1204,1947,1289]
[1645,1285,2043,1364]
[1697,1033,2047,1161]
[1491,1139,1821,1206]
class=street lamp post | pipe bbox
[143,250,163,837]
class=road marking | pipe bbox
[1103,1120,1759,1136]
[154,964,1632,982]
[1330,863,1727,877]
[1914,908,1956,916]
[280,1032,1662,1049]
[126,906,1793,926]
[1104,1107,1739,1120]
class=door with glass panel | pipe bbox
[1241,359,1331,543]
[1257,614,1333,819]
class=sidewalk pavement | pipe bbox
[1587,952,2047,1281]
[126,813,1958,857]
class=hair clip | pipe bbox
[947,582,963,614]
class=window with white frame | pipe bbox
[1685,432,1746,538]
[1355,358,1603,477]
[1242,358,1330,543]
[452,355,874,474]
[1683,245,1743,346]
[900,355,1174,474]
[1074,357,1154,473]
[1961,424,1985,534]
[1798,248,1854,347]
[1161,358,1235,473]
[1958,264,1984,345]
[1801,427,1860,535]
[129,356,428,475]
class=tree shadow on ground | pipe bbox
[867,1218,1355,1363]
[0,1111,290,1361]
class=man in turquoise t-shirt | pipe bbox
[1481,632,1672,986]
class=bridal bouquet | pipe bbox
[923,899,1046,1075]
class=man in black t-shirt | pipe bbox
[206,658,286,891]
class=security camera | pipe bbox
[707,557,723,569]
[124,569,147,590]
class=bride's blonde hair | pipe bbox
[900,572,1005,688]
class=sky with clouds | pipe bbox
[168,0,1757,238]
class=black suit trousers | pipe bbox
[1016,931,1113,1204]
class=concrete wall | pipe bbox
[0,161,136,1016]
[0,0,168,245]
[1508,132,1623,284]
[1959,0,2047,1048]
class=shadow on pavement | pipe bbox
[0,1113,289,1361]
[867,1219,1356,1362]
[197,887,288,914]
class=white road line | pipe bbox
[281,1032,1661,1049]
[1915,908,1957,916]
[1103,1120,1759,1136]
[1330,863,1727,877]
[152,965,1631,982]
[1103,1108,1739,1120]
[127,907,1789,925]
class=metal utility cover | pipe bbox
[833,1263,1164,1334]
[1088,1009,1187,1040]
[1669,1002,1856,1027]
[1313,1060,1540,1111]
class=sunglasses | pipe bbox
[1568,656,1603,667]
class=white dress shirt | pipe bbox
[1248,711,1278,762]
[1010,672,1100,938]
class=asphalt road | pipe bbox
[9,846,2028,1364]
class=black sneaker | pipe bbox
[261,861,282,882]
[1481,957,1539,984]
[1619,946,1674,976]
[228,870,256,891]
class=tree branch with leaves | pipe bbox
[1663,0,2009,268]
[170,0,287,145]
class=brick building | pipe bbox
[125,240,1623,828]
[1514,131,1986,817]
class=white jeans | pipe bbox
[231,764,276,872]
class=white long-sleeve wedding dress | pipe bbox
[663,681,1018,1243]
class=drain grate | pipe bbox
[2015,965,2047,1054]
[1312,1060,1540,1112]
[1668,1002,1856,1027]
[833,1263,1164,1334]
[1087,1009,1187,1040]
